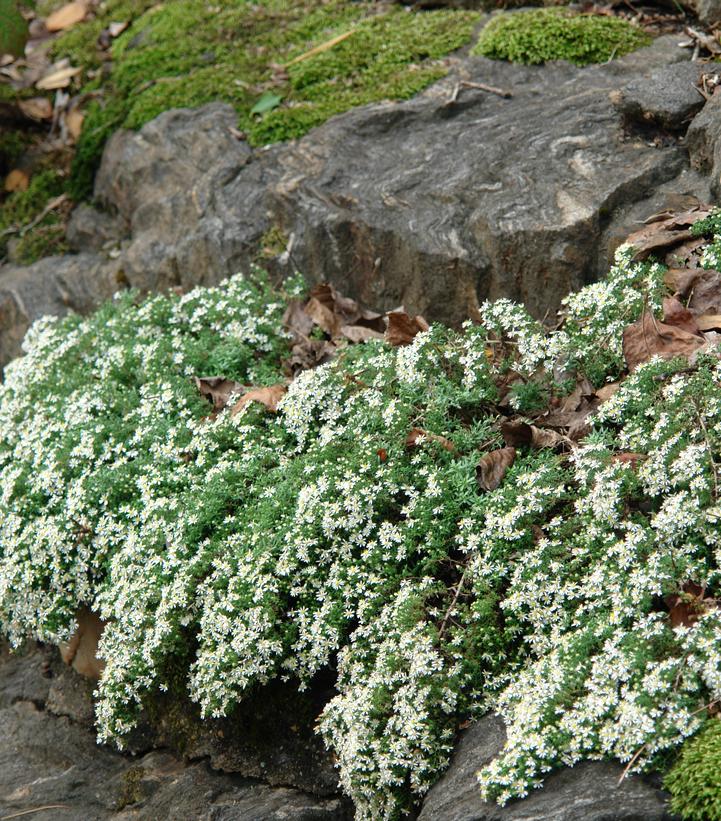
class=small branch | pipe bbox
[284,30,356,67]
[0,193,69,243]
[447,80,513,104]
[438,565,469,640]
[617,743,647,786]
[2,807,72,820]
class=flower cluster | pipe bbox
[1,246,721,820]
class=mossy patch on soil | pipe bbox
[665,719,721,821]
[0,168,68,263]
[54,0,480,198]
[473,7,651,65]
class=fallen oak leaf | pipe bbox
[17,96,53,120]
[65,107,84,141]
[4,168,28,192]
[595,381,621,403]
[664,581,719,628]
[622,312,704,372]
[283,298,315,338]
[500,418,569,450]
[231,384,286,415]
[193,376,243,412]
[611,452,647,469]
[36,64,82,90]
[340,324,384,343]
[696,314,721,331]
[45,1,88,32]
[476,446,516,491]
[662,296,699,335]
[385,311,430,346]
[406,427,456,453]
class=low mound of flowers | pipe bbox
[3,209,721,819]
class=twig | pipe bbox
[1,807,71,820]
[460,80,512,99]
[617,743,648,785]
[694,403,719,498]
[438,565,469,640]
[0,194,69,243]
[284,30,356,67]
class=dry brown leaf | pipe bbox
[304,293,341,337]
[622,312,704,372]
[285,338,336,373]
[36,64,81,90]
[696,314,721,331]
[500,418,569,450]
[65,107,84,140]
[687,269,721,316]
[283,299,315,339]
[59,608,105,680]
[664,267,701,296]
[624,205,713,262]
[476,447,516,491]
[231,384,286,415]
[4,168,28,192]
[45,1,87,32]
[18,96,53,120]
[662,296,699,335]
[665,581,719,629]
[611,452,647,469]
[193,376,243,412]
[385,311,430,346]
[340,324,384,343]
[302,283,385,341]
[595,381,621,403]
[108,21,129,37]
[405,427,456,453]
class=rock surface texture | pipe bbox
[0,35,719,368]
[0,645,351,821]
[418,714,677,821]
[0,646,679,821]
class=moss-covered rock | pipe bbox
[473,7,651,66]
[665,719,721,821]
[56,0,480,198]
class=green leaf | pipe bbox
[250,92,282,117]
[0,0,28,58]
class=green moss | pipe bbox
[0,129,30,174]
[473,8,651,66]
[116,766,144,811]
[257,225,289,261]
[665,720,721,821]
[58,0,479,198]
[0,169,68,263]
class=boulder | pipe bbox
[1,36,717,368]
[418,714,677,821]
[687,90,721,198]
[612,61,708,131]
[0,645,351,821]
[682,0,721,26]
